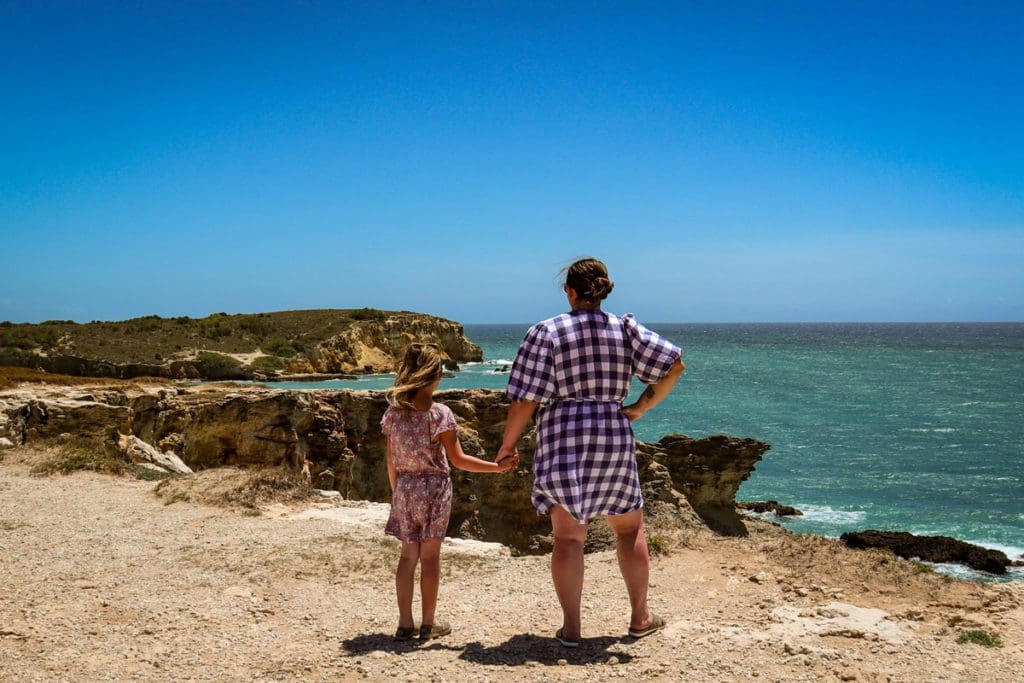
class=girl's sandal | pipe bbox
[393,626,417,641]
[419,621,452,640]
[555,628,581,648]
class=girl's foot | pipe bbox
[418,621,451,640]
[393,625,417,641]
[555,627,581,648]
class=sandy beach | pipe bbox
[1,445,1021,682]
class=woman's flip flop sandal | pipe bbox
[628,613,666,639]
[555,628,581,648]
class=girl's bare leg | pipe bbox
[606,509,652,629]
[396,541,420,628]
[550,505,588,639]
[418,538,443,626]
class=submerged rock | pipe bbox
[840,530,1011,574]
[739,500,804,516]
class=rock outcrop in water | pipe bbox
[0,309,482,380]
[0,383,769,553]
[841,530,1012,575]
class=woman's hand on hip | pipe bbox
[621,403,645,422]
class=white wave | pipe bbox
[963,539,1024,560]
[901,427,957,433]
[460,359,514,368]
[927,562,1024,583]
[795,505,867,525]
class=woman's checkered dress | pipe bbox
[507,310,682,523]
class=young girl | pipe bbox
[381,342,518,641]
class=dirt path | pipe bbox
[1,447,1021,682]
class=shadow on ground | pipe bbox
[341,632,635,666]
[460,634,634,666]
[341,633,465,656]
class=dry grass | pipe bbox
[154,466,315,510]
[29,441,128,477]
[0,366,169,390]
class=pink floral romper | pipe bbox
[381,402,458,543]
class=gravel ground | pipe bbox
[1,446,1021,682]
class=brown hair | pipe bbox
[387,343,444,407]
[563,257,615,304]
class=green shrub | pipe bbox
[251,355,286,371]
[349,307,387,321]
[647,534,671,557]
[194,352,244,378]
[956,630,1003,648]
[238,317,272,338]
[264,337,305,357]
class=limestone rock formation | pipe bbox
[116,433,193,474]
[1,383,769,553]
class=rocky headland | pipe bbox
[0,309,482,381]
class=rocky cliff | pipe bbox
[0,383,769,553]
[0,310,483,380]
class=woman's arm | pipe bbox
[386,438,397,490]
[497,400,538,462]
[622,358,685,421]
[440,430,516,473]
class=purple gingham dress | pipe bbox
[507,310,682,523]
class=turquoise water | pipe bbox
[268,322,1024,580]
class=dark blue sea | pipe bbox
[269,322,1024,580]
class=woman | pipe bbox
[498,257,685,647]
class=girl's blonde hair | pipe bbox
[387,342,445,407]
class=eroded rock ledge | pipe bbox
[0,384,769,553]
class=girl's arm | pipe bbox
[386,438,397,490]
[622,358,686,421]
[439,430,515,473]
[497,399,537,463]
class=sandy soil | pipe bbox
[1,446,1021,682]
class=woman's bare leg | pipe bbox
[395,541,420,628]
[418,538,443,626]
[550,505,589,639]
[606,509,653,630]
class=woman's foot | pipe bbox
[419,621,451,640]
[628,613,665,639]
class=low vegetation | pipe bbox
[0,366,168,390]
[0,308,396,365]
[956,630,1004,648]
[154,466,315,510]
[27,441,172,481]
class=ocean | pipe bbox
[268,322,1024,581]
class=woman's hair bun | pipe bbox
[564,257,614,303]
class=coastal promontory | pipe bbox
[0,309,482,380]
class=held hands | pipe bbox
[495,444,520,472]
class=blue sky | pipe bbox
[1,1,1021,323]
